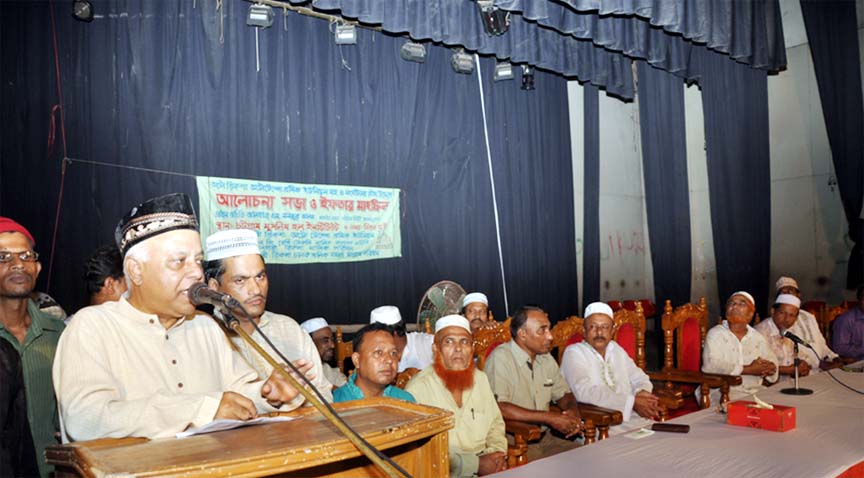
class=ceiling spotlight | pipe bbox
[400,41,427,63]
[72,0,94,22]
[334,23,357,45]
[521,65,535,90]
[451,50,475,75]
[247,3,274,28]
[493,62,514,81]
[477,0,510,36]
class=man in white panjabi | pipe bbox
[772,276,841,369]
[54,194,313,442]
[369,305,433,372]
[755,294,814,380]
[560,302,661,435]
[203,229,332,402]
[300,317,347,388]
[702,291,779,402]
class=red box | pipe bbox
[726,400,796,432]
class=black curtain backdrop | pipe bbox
[636,61,692,309]
[582,84,601,308]
[0,1,577,323]
[691,48,772,316]
[800,0,864,290]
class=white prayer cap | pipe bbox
[370,305,402,325]
[775,276,799,291]
[300,317,329,334]
[730,291,755,306]
[463,292,488,308]
[774,294,801,309]
[435,314,471,334]
[584,302,614,320]
[205,229,261,261]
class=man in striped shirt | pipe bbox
[0,217,64,478]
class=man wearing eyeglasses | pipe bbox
[0,217,64,478]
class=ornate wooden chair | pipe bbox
[657,298,741,416]
[822,303,851,343]
[472,318,512,371]
[335,327,354,375]
[623,299,656,318]
[607,300,624,312]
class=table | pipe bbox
[490,367,864,478]
[47,398,453,478]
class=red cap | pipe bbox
[0,217,35,246]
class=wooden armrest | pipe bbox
[577,403,623,427]
[702,372,742,386]
[504,419,543,443]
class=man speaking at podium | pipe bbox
[54,193,311,442]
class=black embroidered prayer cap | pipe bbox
[115,193,199,256]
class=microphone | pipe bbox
[187,283,242,310]
[783,331,816,351]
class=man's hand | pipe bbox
[819,358,844,371]
[546,410,583,438]
[261,359,315,408]
[633,390,661,420]
[477,451,507,476]
[743,358,776,377]
[215,391,257,420]
[796,360,811,377]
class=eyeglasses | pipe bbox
[0,250,39,263]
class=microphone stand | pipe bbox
[780,341,814,395]
[220,307,409,478]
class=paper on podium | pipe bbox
[177,416,295,438]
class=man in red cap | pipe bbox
[0,217,64,478]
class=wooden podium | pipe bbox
[47,398,454,478]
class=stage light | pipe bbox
[521,65,535,90]
[451,50,475,75]
[247,3,274,28]
[477,0,510,36]
[72,0,94,22]
[494,62,514,81]
[334,23,357,45]
[400,41,427,63]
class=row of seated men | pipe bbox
[1,193,863,478]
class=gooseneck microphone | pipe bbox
[780,331,814,395]
[187,283,243,310]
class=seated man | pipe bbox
[755,294,813,379]
[773,276,841,368]
[54,194,311,442]
[204,229,331,402]
[301,317,347,388]
[406,315,506,477]
[333,323,415,403]
[831,284,864,360]
[370,305,433,372]
[702,291,779,401]
[463,292,494,334]
[560,302,660,435]
[485,305,582,460]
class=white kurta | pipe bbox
[702,321,779,400]
[323,363,347,388]
[398,332,434,372]
[755,313,838,371]
[560,341,653,433]
[228,311,333,403]
[53,298,300,442]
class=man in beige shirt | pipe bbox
[54,193,312,442]
[203,229,332,402]
[406,315,506,478]
[300,317,347,388]
[485,305,583,460]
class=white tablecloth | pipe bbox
[490,367,864,478]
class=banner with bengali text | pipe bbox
[196,176,401,264]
